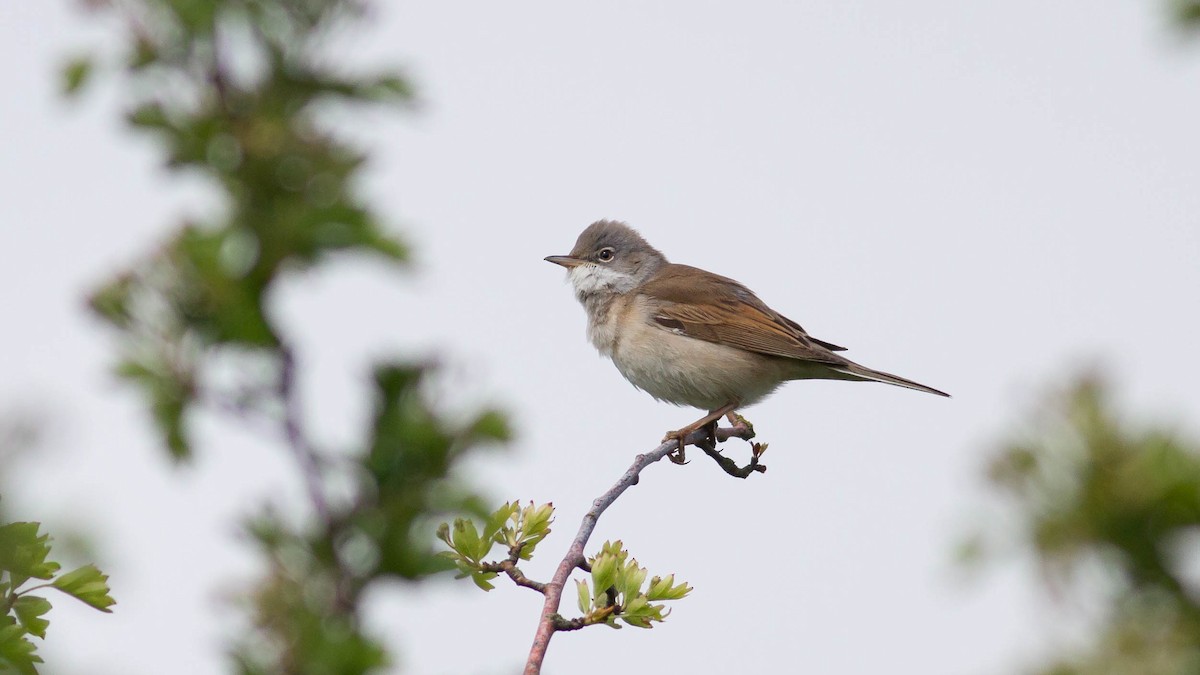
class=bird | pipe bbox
[544,220,948,461]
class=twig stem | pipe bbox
[522,421,755,674]
[279,348,330,523]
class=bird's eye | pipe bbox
[597,248,615,262]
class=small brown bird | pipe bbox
[545,220,948,458]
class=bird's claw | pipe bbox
[662,430,690,464]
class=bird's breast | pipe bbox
[579,287,631,357]
[601,295,788,410]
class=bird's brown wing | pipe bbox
[640,264,847,365]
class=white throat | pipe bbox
[568,264,637,301]
[566,264,639,357]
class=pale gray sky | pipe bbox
[3,1,1199,674]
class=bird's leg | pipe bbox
[701,419,719,450]
[723,411,754,438]
[664,402,739,465]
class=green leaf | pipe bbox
[470,571,498,592]
[0,523,60,588]
[619,596,664,628]
[448,519,477,559]
[623,595,649,616]
[484,502,518,547]
[647,574,692,601]
[618,558,648,599]
[576,579,591,614]
[435,522,452,550]
[517,502,553,558]
[599,540,625,558]
[448,519,494,563]
[52,564,116,613]
[61,55,93,97]
[0,624,40,675]
[12,596,51,639]
[590,552,617,597]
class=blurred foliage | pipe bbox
[0,522,115,674]
[1174,0,1200,30]
[81,0,412,462]
[985,375,1200,674]
[74,0,509,672]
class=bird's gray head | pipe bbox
[545,220,667,301]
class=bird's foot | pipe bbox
[664,419,721,464]
[665,404,740,466]
[663,431,689,464]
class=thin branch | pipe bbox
[698,439,768,478]
[277,347,365,615]
[522,420,756,674]
[479,559,546,594]
[278,347,331,523]
[208,14,231,111]
[549,614,589,632]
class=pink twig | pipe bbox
[522,422,755,674]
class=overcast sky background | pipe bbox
[3,1,1200,674]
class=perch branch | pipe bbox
[522,419,756,674]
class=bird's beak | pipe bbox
[544,255,584,269]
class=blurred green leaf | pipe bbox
[127,102,171,131]
[468,410,512,444]
[363,362,507,580]
[128,37,158,70]
[1174,0,1200,28]
[87,274,135,328]
[60,56,93,97]
[66,0,519,671]
[981,373,1200,674]
[115,358,193,461]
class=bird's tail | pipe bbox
[831,362,950,398]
